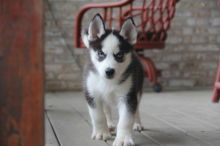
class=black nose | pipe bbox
[105,68,115,79]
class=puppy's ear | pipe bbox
[120,18,137,45]
[81,29,90,48]
[88,14,106,41]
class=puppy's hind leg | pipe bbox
[88,99,111,141]
[133,107,144,132]
[103,104,115,132]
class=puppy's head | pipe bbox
[82,14,137,80]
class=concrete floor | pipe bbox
[45,90,220,146]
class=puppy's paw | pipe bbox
[133,123,143,132]
[113,136,135,146]
[91,130,111,141]
[108,122,115,132]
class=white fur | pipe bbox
[86,73,135,144]
[82,34,89,48]
[86,71,132,102]
[103,103,115,130]
[86,69,136,145]
[113,103,134,146]
[133,108,143,131]
[88,103,111,140]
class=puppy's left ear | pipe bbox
[120,18,137,45]
[88,14,106,41]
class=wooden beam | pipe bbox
[0,0,44,146]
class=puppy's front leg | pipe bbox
[103,103,115,131]
[113,103,135,146]
[88,100,111,141]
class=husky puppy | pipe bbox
[82,14,144,146]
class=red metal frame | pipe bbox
[74,0,178,91]
[211,0,220,102]
[75,0,177,49]
[212,60,220,103]
[139,54,160,84]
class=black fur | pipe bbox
[97,50,106,62]
[120,53,144,113]
[85,89,95,108]
[88,29,132,54]
[113,31,133,53]
[83,54,97,108]
[89,30,111,51]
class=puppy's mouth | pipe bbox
[106,75,114,79]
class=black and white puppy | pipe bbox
[82,14,144,146]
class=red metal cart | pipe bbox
[74,0,179,92]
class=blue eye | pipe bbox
[116,52,124,58]
[97,50,106,61]
[114,52,124,63]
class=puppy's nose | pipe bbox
[105,68,115,79]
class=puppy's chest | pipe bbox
[86,72,131,98]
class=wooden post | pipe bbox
[0,0,44,146]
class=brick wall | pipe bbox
[44,0,220,91]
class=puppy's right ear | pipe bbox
[82,29,90,48]
[88,14,106,41]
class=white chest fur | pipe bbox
[86,71,132,103]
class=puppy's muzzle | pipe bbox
[105,68,115,79]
